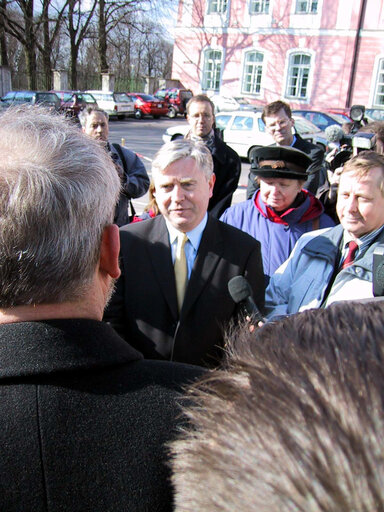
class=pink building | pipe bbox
[171,0,384,110]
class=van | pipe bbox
[85,91,135,119]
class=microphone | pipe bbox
[228,275,266,324]
[324,124,344,146]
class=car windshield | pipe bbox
[114,93,131,102]
[293,116,321,134]
[234,97,250,104]
[138,94,155,101]
[215,115,232,130]
[81,93,96,103]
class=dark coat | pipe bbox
[104,215,265,367]
[208,132,241,218]
[0,319,203,511]
[247,133,326,198]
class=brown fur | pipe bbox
[171,301,384,512]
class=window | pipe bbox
[249,0,269,14]
[286,53,311,99]
[207,0,227,14]
[202,50,222,91]
[242,51,264,95]
[374,58,384,106]
[232,115,254,131]
[295,0,318,13]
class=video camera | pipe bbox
[326,104,376,170]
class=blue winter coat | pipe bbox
[220,190,334,282]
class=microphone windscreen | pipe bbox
[325,124,344,143]
[228,275,252,304]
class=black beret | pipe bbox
[251,145,312,180]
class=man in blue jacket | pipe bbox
[265,151,384,319]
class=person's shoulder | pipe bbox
[120,215,164,240]
[294,135,324,155]
[221,199,254,221]
[212,215,261,247]
[214,134,240,159]
[127,359,206,392]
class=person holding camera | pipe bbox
[265,151,384,319]
[79,107,149,226]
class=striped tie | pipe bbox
[341,241,358,270]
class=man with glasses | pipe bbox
[247,100,325,197]
[185,95,241,218]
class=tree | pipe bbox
[66,0,97,89]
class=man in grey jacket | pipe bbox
[265,151,384,319]
[80,106,149,225]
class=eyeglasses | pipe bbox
[266,119,290,129]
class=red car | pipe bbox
[127,93,169,119]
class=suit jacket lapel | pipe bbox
[181,216,224,318]
[145,216,179,320]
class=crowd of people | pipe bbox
[0,97,384,510]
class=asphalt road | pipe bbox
[108,116,250,214]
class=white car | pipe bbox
[210,95,260,113]
[85,90,135,119]
[163,111,326,160]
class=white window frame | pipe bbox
[295,0,318,13]
[285,52,312,100]
[241,51,264,95]
[202,49,223,91]
[207,0,228,14]
[249,0,269,14]
[373,57,384,107]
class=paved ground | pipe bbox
[108,116,250,214]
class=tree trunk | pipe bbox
[0,0,9,66]
[98,0,108,73]
[24,0,37,90]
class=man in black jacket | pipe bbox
[247,100,326,198]
[0,105,202,511]
[185,94,241,218]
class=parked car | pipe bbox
[154,88,193,118]
[1,90,61,111]
[292,109,346,130]
[210,95,261,113]
[326,108,352,121]
[365,108,384,122]
[126,93,169,119]
[85,90,135,119]
[52,91,98,118]
[163,111,326,160]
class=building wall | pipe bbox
[172,0,384,109]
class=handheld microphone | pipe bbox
[228,275,266,324]
[325,124,344,145]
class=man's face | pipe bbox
[187,101,215,138]
[83,112,109,142]
[259,177,303,212]
[264,108,295,146]
[153,157,215,232]
[337,167,384,238]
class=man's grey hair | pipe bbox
[0,105,120,307]
[171,301,384,512]
[152,139,213,181]
[78,107,109,128]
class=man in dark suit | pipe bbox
[185,94,241,218]
[0,105,202,511]
[104,139,265,367]
[247,100,326,197]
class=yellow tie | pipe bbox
[174,233,188,311]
